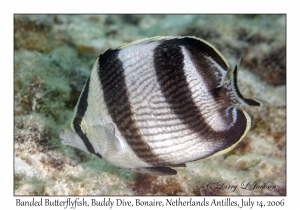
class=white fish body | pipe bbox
[60,36,261,175]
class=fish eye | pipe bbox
[70,117,88,134]
[80,118,88,134]
[71,117,88,134]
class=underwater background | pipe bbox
[14,14,286,195]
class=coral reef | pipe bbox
[14,14,286,195]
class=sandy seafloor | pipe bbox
[14,14,286,195]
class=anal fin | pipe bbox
[168,163,186,167]
[132,167,177,175]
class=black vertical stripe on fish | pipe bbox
[98,49,165,166]
[186,38,229,71]
[179,38,260,107]
[75,76,90,118]
[73,117,100,157]
[177,38,229,89]
[153,39,248,157]
[73,77,102,158]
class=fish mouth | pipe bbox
[59,129,68,145]
[59,127,74,145]
[59,124,73,142]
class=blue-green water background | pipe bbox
[14,15,286,195]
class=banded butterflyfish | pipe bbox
[60,36,262,175]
